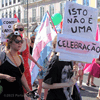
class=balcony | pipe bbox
[21,0,43,5]
[22,16,41,24]
[22,18,27,23]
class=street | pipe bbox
[79,73,99,100]
[32,73,100,100]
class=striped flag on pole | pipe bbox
[0,19,3,26]
[30,12,57,84]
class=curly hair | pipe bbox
[6,32,22,50]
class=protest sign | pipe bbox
[56,34,100,63]
[63,1,98,40]
[1,18,17,42]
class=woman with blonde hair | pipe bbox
[13,23,43,100]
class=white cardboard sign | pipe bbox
[63,1,98,40]
[1,18,17,42]
[56,34,100,63]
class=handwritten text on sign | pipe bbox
[56,34,100,56]
[1,18,17,42]
[63,1,98,40]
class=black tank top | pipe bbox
[0,54,24,100]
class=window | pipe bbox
[6,12,8,18]
[97,0,100,8]
[83,0,89,6]
[33,0,36,2]
[71,0,77,3]
[32,9,36,22]
[13,9,16,17]
[18,9,21,21]
[24,10,27,23]
[2,0,4,7]
[49,5,54,16]
[9,11,12,18]
[24,0,27,4]
[9,0,12,5]
[98,8,100,17]
[2,13,4,18]
[13,0,16,4]
[60,2,65,18]
[5,0,8,6]
[40,7,44,21]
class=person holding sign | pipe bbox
[42,36,78,100]
[13,23,43,100]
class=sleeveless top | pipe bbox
[0,52,24,100]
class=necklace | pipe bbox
[9,51,23,75]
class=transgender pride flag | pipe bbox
[30,12,57,84]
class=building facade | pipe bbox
[0,0,99,25]
[0,0,24,21]
[21,0,99,24]
[0,0,100,37]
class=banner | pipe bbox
[1,18,17,42]
[63,1,98,40]
[56,34,100,63]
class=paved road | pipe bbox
[31,73,100,100]
[79,73,99,100]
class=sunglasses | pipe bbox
[15,28,24,31]
[14,39,23,44]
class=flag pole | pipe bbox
[27,0,28,38]
[47,11,57,34]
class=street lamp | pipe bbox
[27,0,28,38]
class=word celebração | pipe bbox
[58,39,100,53]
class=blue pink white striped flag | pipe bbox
[0,19,3,26]
[30,12,57,84]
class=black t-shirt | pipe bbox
[43,54,73,100]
